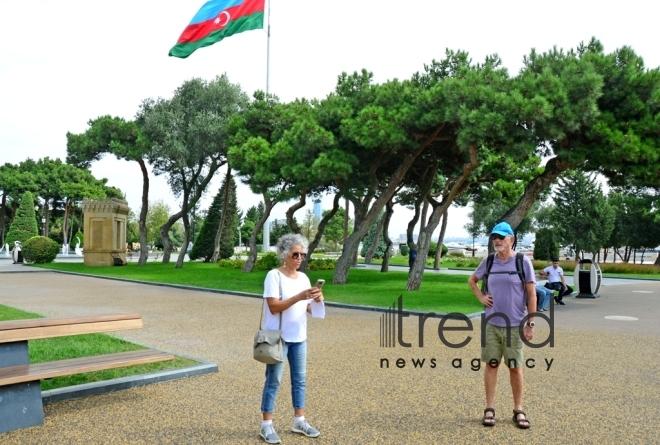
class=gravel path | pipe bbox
[1,270,659,444]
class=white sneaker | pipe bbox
[260,424,281,444]
[292,419,320,438]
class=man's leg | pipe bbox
[485,362,499,409]
[509,366,530,427]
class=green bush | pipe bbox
[5,191,39,247]
[255,252,280,270]
[217,258,246,269]
[307,258,336,271]
[70,231,84,249]
[22,236,60,263]
[448,250,465,258]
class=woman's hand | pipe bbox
[297,287,322,302]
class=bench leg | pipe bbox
[0,341,45,433]
[0,381,45,433]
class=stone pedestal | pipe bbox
[82,199,129,267]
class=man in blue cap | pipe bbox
[468,221,536,429]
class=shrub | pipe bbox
[307,258,336,271]
[5,191,39,247]
[70,231,84,249]
[217,258,246,269]
[22,236,60,263]
[448,250,465,257]
[255,252,280,270]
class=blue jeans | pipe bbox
[536,285,552,310]
[261,340,307,414]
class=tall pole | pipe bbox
[266,0,271,95]
[262,0,272,251]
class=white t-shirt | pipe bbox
[543,265,564,283]
[262,269,311,343]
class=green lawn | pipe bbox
[33,262,483,314]
[0,305,198,391]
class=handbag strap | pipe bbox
[259,270,283,330]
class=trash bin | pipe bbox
[573,259,601,298]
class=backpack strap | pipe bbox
[481,252,528,302]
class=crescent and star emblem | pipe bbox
[214,11,231,27]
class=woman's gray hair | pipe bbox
[276,233,309,262]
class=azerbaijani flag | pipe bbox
[169,0,265,59]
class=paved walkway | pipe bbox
[1,266,659,444]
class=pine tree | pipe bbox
[6,191,39,246]
[189,174,238,261]
[552,171,615,258]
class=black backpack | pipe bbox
[481,252,528,302]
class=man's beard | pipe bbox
[493,245,505,253]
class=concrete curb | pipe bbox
[46,269,484,319]
[42,361,218,405]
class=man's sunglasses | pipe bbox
[490,234,506,240]
[291,252,307,259]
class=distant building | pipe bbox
[313,200,322,221]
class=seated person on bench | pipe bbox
[539,259,568,305]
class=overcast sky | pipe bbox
[1,0,658,241]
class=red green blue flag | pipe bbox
[169,0,265,59]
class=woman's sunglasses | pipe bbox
[291,252,307,259]
[490,234,506,240]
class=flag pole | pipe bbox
[263,0,272,251]
[266,0,271,95]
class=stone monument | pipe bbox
[82,198,129,266]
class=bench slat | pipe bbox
[0,314,141,331]
[0,319,143,344]
[0,349,174,386]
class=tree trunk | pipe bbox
[211,166,232,263]
[137,159,150,266]
[161,161,224,264]
[43,198,50,236]
[243,194,275,272]
[0,193,6,245]
[380,199,395,273]
[420,200,429,231]
[654,251,660,266]
[285,190,306,234]
[342,198,349,246]
[332,128,443,284]
[434,208,448,269]
[68,205,76,246]
[11,201,18,222]
[364,212,386,264]
[62,200,70,246]
[406,146,479,290]
[301,194,341,272]
[501,156,577,230]
[175,212,190,268]
[406,200,422,253]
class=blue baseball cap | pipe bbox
[491,222,514,237]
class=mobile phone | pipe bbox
[314,279,325,289]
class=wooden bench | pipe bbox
[0,314,173,434]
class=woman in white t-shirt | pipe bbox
[259,234,324,444]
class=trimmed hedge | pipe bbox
[22,236,60,263]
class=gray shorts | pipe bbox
[481,323,524,369]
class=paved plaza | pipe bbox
[1,262,659,444]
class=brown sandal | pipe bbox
[482,408,495,426]
[512,410,530,429]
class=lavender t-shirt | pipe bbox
[474,254,535,327]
